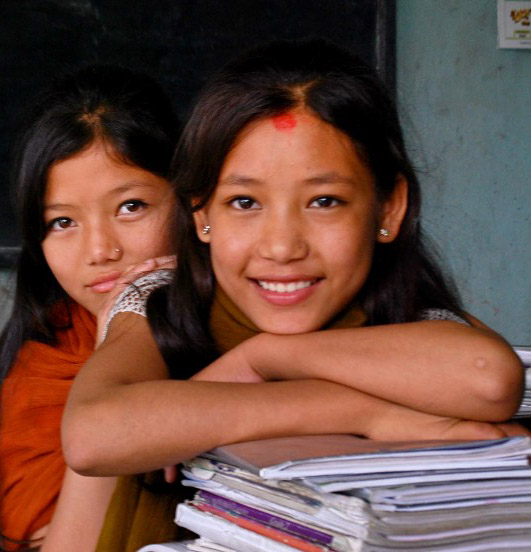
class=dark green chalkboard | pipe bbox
[0,0,395,266]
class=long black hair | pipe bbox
[149,38,462,377]
[0,65,179,382]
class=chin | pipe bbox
[256,319,321,335]
[75,298,100,317]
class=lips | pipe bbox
[87,271,122,293]
[252,277,321,306]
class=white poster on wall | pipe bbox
[498,0,531,48]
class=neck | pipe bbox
[209,286,367,354]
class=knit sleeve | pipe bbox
[101,269,173,342]
[418,308,469,325]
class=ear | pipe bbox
[377,174,408,243]
[193,208,211,244]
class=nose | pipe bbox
[83,221,122,265]
[256,208,309,264]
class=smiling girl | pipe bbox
[62,40,526,549]
[0,65,178,550]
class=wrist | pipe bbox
[242,332,275,381]
[361,395,405,439]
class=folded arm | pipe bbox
[63,313,525,478]
[64,312,391,475]
[233,316,523,421]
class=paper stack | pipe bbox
[514,347,531,418]
[173,434,531,551]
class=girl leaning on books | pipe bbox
[61,39,529,549]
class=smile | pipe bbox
[253,277,321,307]
[257,280,315,293]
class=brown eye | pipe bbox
[309,196,341,208]
[231,197,258,210]
[47,217,75,231]
[118,199,147,214]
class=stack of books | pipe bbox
[139,347,531,552]
[169,433,531,551]
[515,347,531,418]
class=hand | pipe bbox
[492,421,531,437]
[420,418,530,440]
[95,255,176,348]
[191,341,264,383]
[366,404,530,442]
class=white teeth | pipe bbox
[257,280,313,293]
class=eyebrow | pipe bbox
[304,172,357,186]
[109,180,163,195]
[44,180,163,211]
[218,172,357,187]
[44,203,72,212]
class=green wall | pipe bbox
[397,0,531,345]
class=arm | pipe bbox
[235,318,524,421]
[64,312,383,475]
[40,469,116,552]
[63,313,524,477]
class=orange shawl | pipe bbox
[0,303,96,550]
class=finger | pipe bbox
[148,255,177,272]
[112,262,156,289]
[120,258,157,279]
[153,254,177,267]
[495,422,531,437]
[117,255,175,285]
[163,465,177,483]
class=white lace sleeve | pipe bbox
[101,269,173,342]
[419,308,469,325]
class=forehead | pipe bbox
[45,142,167,202]
[221,110,373,184]
[47,143,120,189]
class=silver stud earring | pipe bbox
[379,228,390,238]
[202,225,211,235]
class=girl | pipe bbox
[0,65,178,550]
[63,39,526,547]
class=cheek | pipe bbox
[209,233,249,283]
[325,227,376,285]
[126,211,175,258]
[42,241,74,292]
[128,234,172,260]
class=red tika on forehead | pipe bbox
[271,113,297,131]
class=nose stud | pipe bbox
[114,248,121,253]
